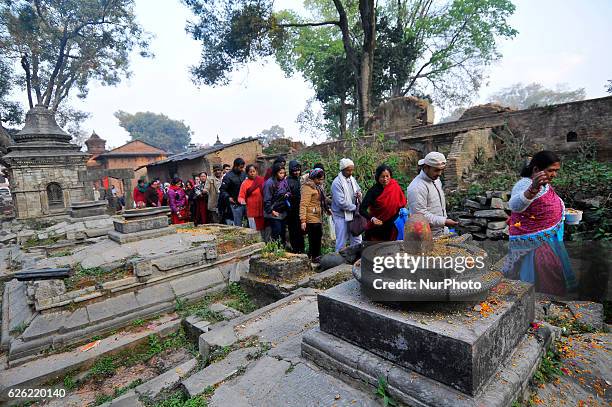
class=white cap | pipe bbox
[339,158,355,171]
[418,152,447,169]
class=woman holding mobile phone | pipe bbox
[503,150,576,295]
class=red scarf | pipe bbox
[246,176,264,198]
[370,179,407,222]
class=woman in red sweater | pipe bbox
[238,164,265,232]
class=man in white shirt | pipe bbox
[406,152,458,237]
[331,158,362,251]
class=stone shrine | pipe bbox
[108,206,176,244]
[302,234,553,407]
[0,106,89,220]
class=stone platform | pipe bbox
[69,200,108,219]
[314,279,534,395]
[302,325,553,407]
[108,207,175,244]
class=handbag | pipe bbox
[348,200,368,237]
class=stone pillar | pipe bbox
[122,178,133,209]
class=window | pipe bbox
[566,131,578,142]
[47,183,64,209]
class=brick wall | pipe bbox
[445,129,496,190]
[145,140,262,183]
[404,96,612,160]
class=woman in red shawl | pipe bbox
[133,178,147,208]
[192,172,209,226]
[238,164,265,231]
[359,164,407,241]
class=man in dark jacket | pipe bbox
[219,158,246,226]
[145,179,161,207]
[286,160,304,253]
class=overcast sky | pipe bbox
[67,0,612,148]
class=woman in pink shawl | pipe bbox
[502,151,576,296]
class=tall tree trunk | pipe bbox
[358,0,376,128]
[339,95,347,138]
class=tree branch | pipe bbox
[401,12,475,96]
[331,0,358,70]
[20,54,34,109]
[277,21,340,28]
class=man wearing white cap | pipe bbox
[331,158,362,251]
[406,152,458,236]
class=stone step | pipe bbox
[182,347,254,397]
[134,357,198,399]
[240,264,351,303]
[198,289,318,362]
[99,390,144,407]
[210,302,243,320]
[182,316,211,342]
[209,355,381,407]
[0,316,180,403]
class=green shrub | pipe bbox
[261,240,286,260]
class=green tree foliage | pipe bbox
[56,105,91,146]
[0,56,22,127]
[275,3,356,138]
[488,82,586,109]
[0,0,151,112]
[183,0,377,127]
[184,0,516,138]
[375,0,517,107]
[114,111,192,153]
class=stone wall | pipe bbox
[366,97,434,137]
[444,129,496,190]
[404,96,612,160]
[208,139,263,169]
[146,140,263,182]
[452,191,511,240]
[288,96,612,190]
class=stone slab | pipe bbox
[567,301,604,331]
[134,284,175,308]
[210,302,243,320]
[198,289,318,361]
[0,317,180,403]
[107,226,176,244]
[169,268,226,298]
[122,206,170,219]
[113,215,169,234]
[530,333,611,406]
[317,279,534,395]
[99,390,144,407]
[302,324,552,407]
[182,316,211,342]
[473,209,508,219]
[86,292,140,324]
[249,254,311,280]
[182,347,254,397]
[70,207,107,219]
[135,357,198,399]
[20,311,71,341]
[209,356,380,407]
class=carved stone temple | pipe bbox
[0,106,89,220]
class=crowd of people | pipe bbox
[129,152,460,263]
[131,148,576,294]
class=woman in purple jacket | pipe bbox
[168,177,188,224]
